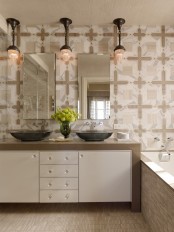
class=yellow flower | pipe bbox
[51,107,79,124]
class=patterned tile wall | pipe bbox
[0,23,174,150]
[0,30,8,139]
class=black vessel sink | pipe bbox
[10,130,52,141]
[76,131,113,141]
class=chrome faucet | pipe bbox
[158,137,173,162]
[154,137,160,142]
[159,145,170,162]
[41,120,48,131]
[33,120,48,131]
[162,137,173,151]
[85,121,103,130]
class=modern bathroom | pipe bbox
[0,0,174,231]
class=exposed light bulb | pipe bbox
[60,49,72,62]
[8,49,19,59]
[114,48,125,63]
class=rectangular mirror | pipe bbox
[78,54,110,119]
[22,53,56,119]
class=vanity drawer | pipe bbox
[40,151,78,165]
[40,178,78,190]
[40,165,78,177]
[40,190,78,202]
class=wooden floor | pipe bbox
[0,203,151,232]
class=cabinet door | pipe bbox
[0,151,39,202]
[79,150,132,202]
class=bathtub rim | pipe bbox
[141,151,174,191]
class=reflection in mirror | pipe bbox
[78,54,110,119]
[23,53,56,119]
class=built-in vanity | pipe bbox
[0,139,141,212]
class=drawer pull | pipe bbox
[80,154,83,158]
[48,194,52,199]
[65,169,69,174]
[48,156,52,160]
[65,194,69,200]
[65,182,69,187]
[48,170,52,174]
[32,154,37,158]
[48,182,52,187]
[65,156,69,161]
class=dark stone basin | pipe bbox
[10,130,52,141]
[76,131,113,141]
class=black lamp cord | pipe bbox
[64,23,69,46]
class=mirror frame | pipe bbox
[22,53,56,120]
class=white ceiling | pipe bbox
[0,0,174,26]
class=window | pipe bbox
[88,97,110,119]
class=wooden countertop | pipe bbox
[0,138,140,151]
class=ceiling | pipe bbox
[0,0,174,26]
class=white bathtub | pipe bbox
[141,151,174,189]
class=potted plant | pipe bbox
[51,107,79,138]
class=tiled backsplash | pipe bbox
[0,24,174,150]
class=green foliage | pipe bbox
[51,107,79,124]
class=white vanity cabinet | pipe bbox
[0,149,133,204]
[0,141,140,211]
[0,151,39,202]
[79,150,132,202]
[39,151,78,202]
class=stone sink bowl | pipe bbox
[10,130,52,141]
[76,130,113,141]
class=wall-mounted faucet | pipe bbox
[166,137,174,142]
[159,145,171,162]
[158,137,173,162]
[162,137,173,150]
[154,137,160,142]
[33,120,48,131]
[85,121,103,130]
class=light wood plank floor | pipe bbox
[0,203,151,232]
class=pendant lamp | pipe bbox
[59,17,72,62]
[113,18,126,63]
[6,18,20,59]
